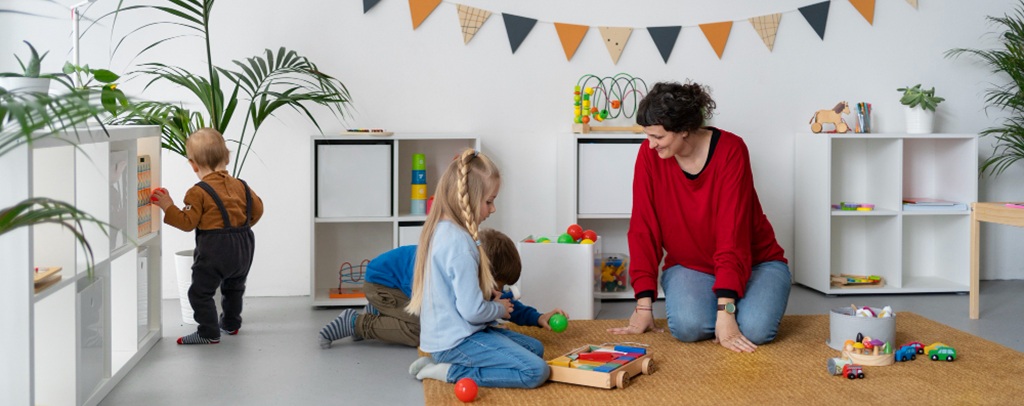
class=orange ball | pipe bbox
[611,100,621,109]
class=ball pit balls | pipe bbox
[566,224,583,241]
[548,313,568,333]
[557,233,575,244]
[582,229,597,242]
[454,378,478,402]
[536,237,551,243]
[579,238,594,245]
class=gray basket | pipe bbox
[826,307,896,350]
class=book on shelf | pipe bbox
[902,197,959,205]
[1006,202,1024,209]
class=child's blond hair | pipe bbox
[186,128,230,170]
[406,149,500,315]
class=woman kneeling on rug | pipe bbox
[607,81,791,353]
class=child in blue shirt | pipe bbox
[319,229,567,348]
[406,149,550,388]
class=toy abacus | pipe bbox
[572,73,649,134]
[547,344,654,389]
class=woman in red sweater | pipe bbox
[608,82,791,353]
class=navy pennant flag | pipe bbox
[799,1,830,40]
[647,26,682,63]
[502,13,538,54]
[363,0,381,14]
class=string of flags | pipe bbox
[363,0,920,63]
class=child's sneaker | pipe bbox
[177,332,220,345]
[221,328,239,336]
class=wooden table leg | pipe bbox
[970,205,980,319]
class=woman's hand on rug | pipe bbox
[539,309,569,330]
[714,317,757,353]
[607,308,663,334]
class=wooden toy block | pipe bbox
[614,345,647,355]
[547,356,572,367]
[547,344,655,389]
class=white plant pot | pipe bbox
[904,106,934,134]
[0,77,51,93]
[174,249,223,325]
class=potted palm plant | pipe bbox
[897,84,945,134]
[102,0,353,322]
[946,2,1024,176]
[0,41,55,94]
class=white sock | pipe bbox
[416,362,452,382]
[409,356,434,376]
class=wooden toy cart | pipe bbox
[547,344,655,389]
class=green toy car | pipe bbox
[928,346,957,362]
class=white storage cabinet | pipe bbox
[1,126,163,406]
[310,134,480,306]
[793,133,978,294]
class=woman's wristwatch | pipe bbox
[717,302,737,315]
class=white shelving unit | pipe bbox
[557,131,664,300]
[793,133,978,294]
[1,126,163,406]
[310,133,480,307]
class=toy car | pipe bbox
[929,346,957,362]
[895,345,917,362]
[923,342,948,355]
[842,364,865,379]
[903,341,925,355]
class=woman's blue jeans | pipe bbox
[661,261,791,344]
[431,326,550,388]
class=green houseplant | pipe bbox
[897,84,944,134]
[946,2,1024,176]
[105,0,353,178]
[0,41,55,93]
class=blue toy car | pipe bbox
[895,345,917,362]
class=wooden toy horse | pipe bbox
[810,101,851,133]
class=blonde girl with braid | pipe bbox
[406,149,550,388]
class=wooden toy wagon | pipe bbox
[546,344,655,389]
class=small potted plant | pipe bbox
[0,41,55,94]
[58,63,129,115]
[897,84,945,134]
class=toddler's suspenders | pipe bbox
[195,179,253,233]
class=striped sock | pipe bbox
[319,308,358,349]
[177,332,220,345]
[221,327,239,335]
[364,303,380,316]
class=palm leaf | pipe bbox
[0,198,107,278]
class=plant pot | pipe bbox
[904,106,934,134]
[0,77,51,94]
[174,249,223,325]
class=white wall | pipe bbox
[4,0,1023,299]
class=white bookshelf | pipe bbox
[1,125,163,406]
[793,133,978,294]
[309,133,480,307]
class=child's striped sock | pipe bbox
[220,327,239,335]
[177,332,220,345]
[319,308,358,349]
[364,303,380,316]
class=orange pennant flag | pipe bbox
[699,21,732,59]
[457,4,491,44]
[849,0,875,25]
[598,27,632,65]
[410,0,442,30]
[749,13,781,52]
[906,0,918,9]
[554,23,589,61]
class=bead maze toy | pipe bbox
[329,259,369,299]
[572,73,648,134]
[547,344,654,389]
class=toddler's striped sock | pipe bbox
[221,327,239,335]
[177,332,220,345]
[319,308,358,349]
[364,303,380,316]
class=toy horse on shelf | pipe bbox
[810,101,851,133]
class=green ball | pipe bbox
[557,233,575,244]
[549,313,568,333]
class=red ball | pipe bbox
[454,378,478,402]
[566,224,583,241]
[582,229,597,242]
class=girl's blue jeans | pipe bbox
[431,326,550,388]
[661,260,791,344]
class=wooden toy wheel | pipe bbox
[641,358,655,375]
[615,371,630,389]
[811,123,823,133]
[837,122,849,133]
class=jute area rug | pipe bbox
[423,313,1024,405]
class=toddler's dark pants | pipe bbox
[189,227,255,339]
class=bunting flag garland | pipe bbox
[699,21,732,59]
[647,26,682,63]
[554,23,589,61]
[364,0,381,14]
[799,1,831,40]
[457,5,491,44]
[371,0,918,63]
[503,13,537,54]
[598,27,633,64]
[749,14,781,52]
[849,0,875,25]
[409,0,442,29]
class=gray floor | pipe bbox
[100,281,1024,405]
